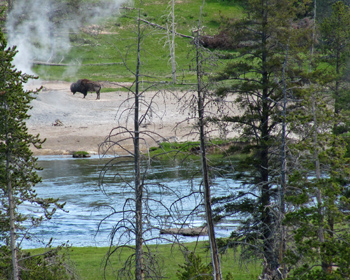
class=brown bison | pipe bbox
[70,79,101,100]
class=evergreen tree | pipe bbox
[319,1,350,134]
[211,0,313,278]
[284,81,350,279]
[317,0,350,22]
[0,23,65,279]
[279,4,350,276]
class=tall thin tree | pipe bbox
[210,0,314,278]
[193,2,222,279]
[0,26,64,279]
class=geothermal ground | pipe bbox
[25,80,210,156]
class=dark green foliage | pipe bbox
[149,139,234,160]
[0,15,69,279]
[319,1,350,134]
[285,238,350,280]
[210,0,314,278]
[0,29,64,243]
[317,0,350,22]
[283,80,350,278]
[72,150,90,158]
[176,252,213,280]
[0,246,77,280]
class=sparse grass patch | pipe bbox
[72,151,91,158]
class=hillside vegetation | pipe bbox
[32,0,242,84]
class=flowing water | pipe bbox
[21,155,242,249]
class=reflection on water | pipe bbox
[21,155,241,249]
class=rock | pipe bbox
[52,119,63,126]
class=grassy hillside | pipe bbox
[32,0,242,84]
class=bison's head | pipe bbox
[70,82,78,94]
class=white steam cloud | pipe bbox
[6,0,128,76]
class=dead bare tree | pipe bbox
[166,0,176,83]
[97,4,187,279]
[193,3,222,279]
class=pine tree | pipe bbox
[0,24,64,279]
[284,80,350,279]
[319,1,350,134]
[275,2,350,274]
[211,0,313,278]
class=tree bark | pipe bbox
[312,95,328,273]
[135,7,144,280]
[195,4,222,279]
[5,100,19,280]
[279,33,290,279]
[198,94,222,280]
[8,180,19,280]
[171,0,176,83]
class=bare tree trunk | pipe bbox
[312,95,328,273]
[311,0,316,58]
[8,180,19,280]
[5,101,19,280]
[166,0,176,83]
[197,93,222,280]
[170,0,176,83]
[135,7,144,280]
[195,3,222,279]
[261,8,277,277]
[279,32,291,279]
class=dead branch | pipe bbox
[138,18,194,39]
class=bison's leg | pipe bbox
[96,89,101,100]
[83,90,88,98]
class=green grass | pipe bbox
[148,139,248,163]
[28,242,261,280]
[72,151,91,158]
[32,0,242,84]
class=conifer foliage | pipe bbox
[211,0,310,278]
[210,0,350,279]
[0,24,66,279]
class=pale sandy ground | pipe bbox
[24,81,209,155]
[25,80,239,156]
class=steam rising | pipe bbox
[6,0,127,76]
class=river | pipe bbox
[20,155,241,249]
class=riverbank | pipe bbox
[26,80,240,156]
[25,81,196,156]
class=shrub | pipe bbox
[176,252,213,280]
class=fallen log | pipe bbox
[160,226,207,236]
[31,61,123,66]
